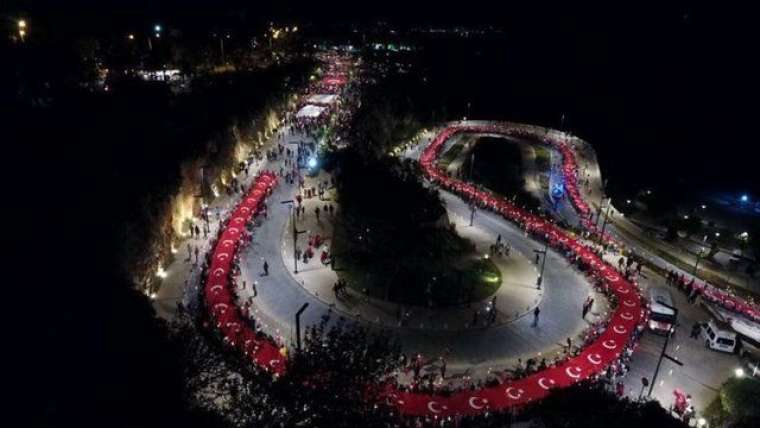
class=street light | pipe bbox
[735,367,745,378]
[595,196,610,228]
[154,24,162,33]
[648,301,683,397]
[598,199,613,243]
[295,302,309,351]
[18,19,27,41]
[281,200,306,273]
[127,34,135,40]
[534,238,549,289]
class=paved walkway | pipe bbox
[152,123,307,320]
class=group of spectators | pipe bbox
[666,270,702,304]
[175,60,659,427]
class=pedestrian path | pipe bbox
[152,124,306,320]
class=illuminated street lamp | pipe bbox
[18,19,27,41]
[127,33,135,40]
[154,24,162,33]
[735,367,745,378]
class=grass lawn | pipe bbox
[330,219,502,306]
[438,141,465,169]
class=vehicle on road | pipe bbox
[648,287,677,334]
[701,319,737,353]
[736,327,760,377]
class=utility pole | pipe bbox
[648,302,683,397]
[220,36,226,64]
[469,204,476,226]
[598,200,613,244]
[295,302,309,352]
[595,196,609,228]
[534,238,549,289]
[281,200,306,273]
[469,150,476,180]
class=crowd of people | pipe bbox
[174,62,716,425]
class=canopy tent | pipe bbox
[321,75,347,86]
[296,104,327,118]
[306,94,338,105]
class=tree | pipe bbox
[276,314,402,427]
[705,377,760,428]
[526,383,687,428]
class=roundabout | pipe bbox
[200,120,649,418]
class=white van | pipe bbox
[648,287,677,334]
[701,319,737,353]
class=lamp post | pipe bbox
[295,302,309,352]
[595,196,610,228]
[148,24,161,51]
[598,199,613,244]
[534,238,549,289]
[18,19,27,42]
[281,200,306,273]
[648,302,683,397]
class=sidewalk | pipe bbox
[152,124,300,320]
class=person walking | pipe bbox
[690,322,701,339]
[194,246,199,265]
[263,260,269,276]
[583,296,594,319]
[532,306,541,327]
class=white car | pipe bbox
[701,319,737,353]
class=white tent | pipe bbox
[296,105,327,118]
[306,94,338,105]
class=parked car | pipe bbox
[648,287,677,335]
[701,319,737,353]
[738,334,760,377]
